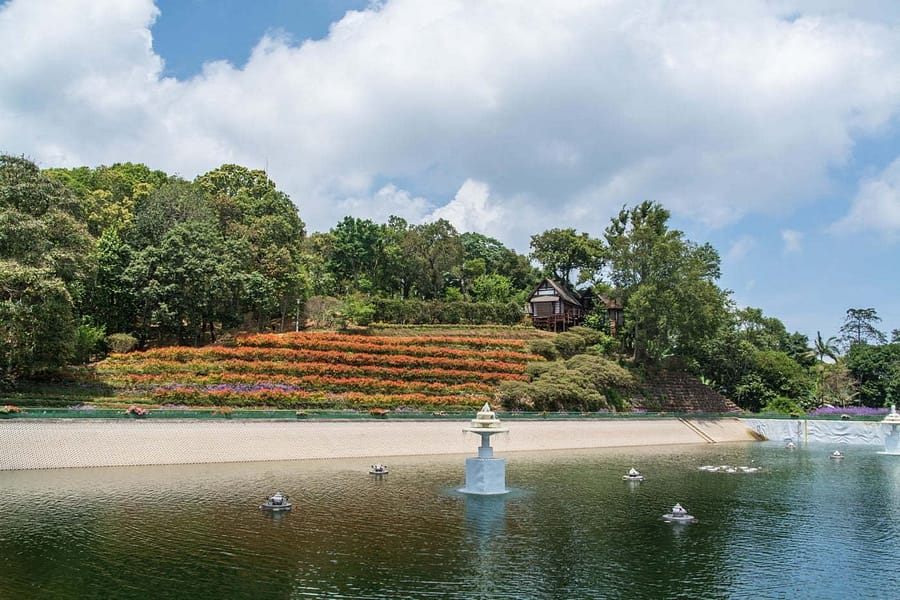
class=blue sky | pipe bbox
[2,0,899,343]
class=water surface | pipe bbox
[2,443,899,599]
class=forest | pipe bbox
[1,154,898,413]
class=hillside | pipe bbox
[75,328,543,410]
[7,326,740,415]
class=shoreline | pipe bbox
[0,418,757,471]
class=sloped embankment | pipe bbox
[634,370,740,413]
[89,331,542,409]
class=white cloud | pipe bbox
[334,183,434,224]
[428,179,504,235]
[829,157,900,240]
[781,229,803,252]
[725,235,756,263]
[2,0,900,248]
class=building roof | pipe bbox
[528,278,583,307]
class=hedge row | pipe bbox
[371,298,524,325]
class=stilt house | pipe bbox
[526,278,625,334]
[526,278,586,331]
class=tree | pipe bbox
[814,331,840,362]
[839,308,887,349]
[529,228,604,285]
[604,201,728,363]
[750,350,812,402]
[469,273,515,304]
[326,217,385,294]
[128,221,233,345]
[86,228,136,335]
[45,162,168,237]
[844,342,900,406]
[195,164,307,330]
[0,155,95,380]
[731,307,812,366]
[735,307,788,351]
[0,262,75,381]
[404,219,464,299]
[0,155,95,300]
[816,362,858,407]
[130,179,212,249]
[461,232,539,290]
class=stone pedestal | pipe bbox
[882,405,900,455]
[464,456,507,495]
[884,425,900,454]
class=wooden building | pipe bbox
[526,278,586,331]
[526,278,625,334]
[599,295,624,336]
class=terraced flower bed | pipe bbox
[85,331,542,410]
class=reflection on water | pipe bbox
[2,444,900,599]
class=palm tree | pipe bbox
[814,331,839,363]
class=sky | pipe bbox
[2,0,899,342]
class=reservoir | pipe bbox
[2,442,898,599]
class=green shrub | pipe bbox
[73,321,107,364]
[529,376,606,412]
[526,361,554,379]
[567,326,605,346]
[733,373,776,412]
[496,380,533,410]
[553,332,586,359]
[105,333,138,354]
[564,354,637,390]
[584,332,619,356]
[763,396,804,415]
[502,354,636,413]
[527,339,559,360]
[370,298,523,325]
[340,295,376,327]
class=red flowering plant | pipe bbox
[124,405,149,417]
[211,406,234,417]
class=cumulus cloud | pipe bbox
[2,0,900,249]
[428,179,504,234]
[829,157,900,240]
[334,183,434,225]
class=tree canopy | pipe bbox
[3,154,897,414]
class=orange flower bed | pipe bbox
[112,372,494,395]
[96,358,529,384]
[88,331,538,409]
[107,346,531,373]
[237,332,528,350]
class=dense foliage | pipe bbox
[2,154,896,414]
